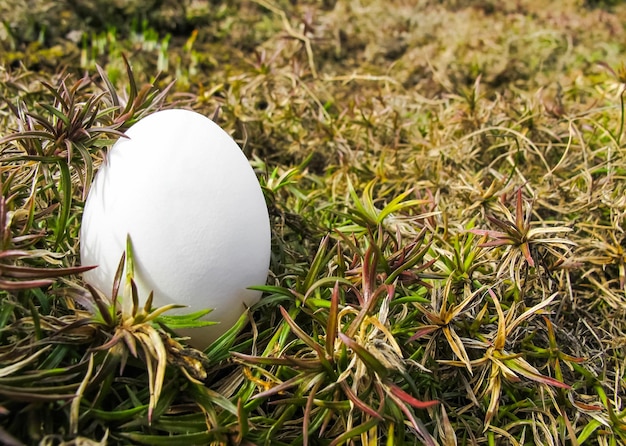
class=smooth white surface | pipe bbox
[80,109,271,349]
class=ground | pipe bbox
[1,0,626,444]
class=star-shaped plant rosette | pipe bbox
[469,188,575,285]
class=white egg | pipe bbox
[80,109,271,349]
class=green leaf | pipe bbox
[122,429,230,445]
[329,418,380,446]
[189,383,238,416]
[39,103,71,128]
[377,190,427,224]
[280,306,325,358]
[155,309,216,329]
[54,160,72,248]
[576,418,602,444]
[302,235,331,293]
[204,311,250,361]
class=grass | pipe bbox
[1,0,626,444]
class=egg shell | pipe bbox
[80,109,271,349]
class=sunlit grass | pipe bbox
[1,0,626,444]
